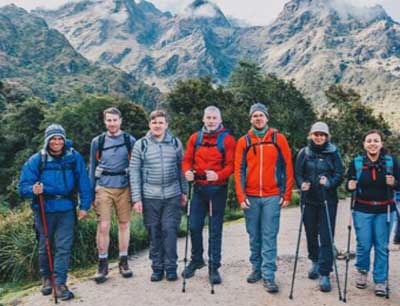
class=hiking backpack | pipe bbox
[354,154,394,194]
[95,132,132,161]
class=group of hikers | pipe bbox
[18,103,400,302]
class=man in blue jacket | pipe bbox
[19,124,92,301]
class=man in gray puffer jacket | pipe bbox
[129,109,188,282]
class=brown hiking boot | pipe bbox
[119,256,133,278]
[94,258,108,284]
[41,277,52,296]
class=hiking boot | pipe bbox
[374,283,387,297]
[166,270,178,281]
[119,256,133,278]
[247,270,262,283]
[263,279,279,293]
[181,260,206,278]
[308,261,319,280]
[355,270,368,289]
[319,276,331,292]
[41,277,52,296]
[209,268,222,285]
[94,258,108,284]
[151,270,164,282]
[56,284,74,301]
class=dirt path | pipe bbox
[15,200,400,306]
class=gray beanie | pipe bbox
[310,121,330,137]
[249,103,269,118]
[44,124,66,148]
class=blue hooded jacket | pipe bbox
[18,140,92,213]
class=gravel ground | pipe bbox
[13,199,400,306]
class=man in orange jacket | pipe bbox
[234,102,294,293]
[182,106,236,284]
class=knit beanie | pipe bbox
[249,103,269,118]
[44,124,66,148]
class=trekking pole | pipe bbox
[321,186,343,301]
[182,182,193,293]
[386,202,390,299]
[343,191,355,303]
[38,191,58,304]
[289,190,306,300]
[208,198,215,295]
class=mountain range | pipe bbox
[0,4,161,109]
[1,0,399,127]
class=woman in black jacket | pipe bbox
[295,122,343,292]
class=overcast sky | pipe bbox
[0,0,399,25]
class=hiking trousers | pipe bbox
[303,200,337,276]
[143,196,181,273]
[34,209,75,285]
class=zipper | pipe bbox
[160,144,165,199]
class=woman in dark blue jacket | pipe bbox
[19,124,92,301]
[295,122,343,292]
[346,129,399,297]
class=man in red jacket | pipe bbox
[182,106,236,284]
[234,103,293,293]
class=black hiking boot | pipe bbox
[247,270,262,283]
[264,279,279,293]
[166,270,178,281]
[308,261,319,280]
[94,258,108,284]
[119,256,133,278]
[181,260,206,278]
[209,268,222,285]
[151,270,164,282]
[56,284,74,301]
[41,277,52,296]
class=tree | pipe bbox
[0,98,47,207]
[321,85,399,165]
[227,61,316,152]
[43,94,149,159]
[166,77,234,143]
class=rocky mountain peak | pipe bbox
[181,0,230,27]
[280,0,389,24]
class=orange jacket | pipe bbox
[234,128,293,203]
[182,128,236,186]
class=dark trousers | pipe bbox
[395,208,400,242]
[302,200,337,276]
[143,196,181,272]
[189,185,227,269]
[34,210,75,285]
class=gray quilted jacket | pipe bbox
[129,131,188,202]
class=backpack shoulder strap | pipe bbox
[38,150,47,177]
[194,130,203,152]
[96,133,106,161]
[384,154,394,175]
[123,132,132,160]
[141,138,148,156]
[354,155,364,182]
[216,130,229,155]
[244,133,252,153]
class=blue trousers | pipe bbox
[353,210,394,284]
[244,196,281,281]
[189,185,227,269]
[34,210,75,285]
